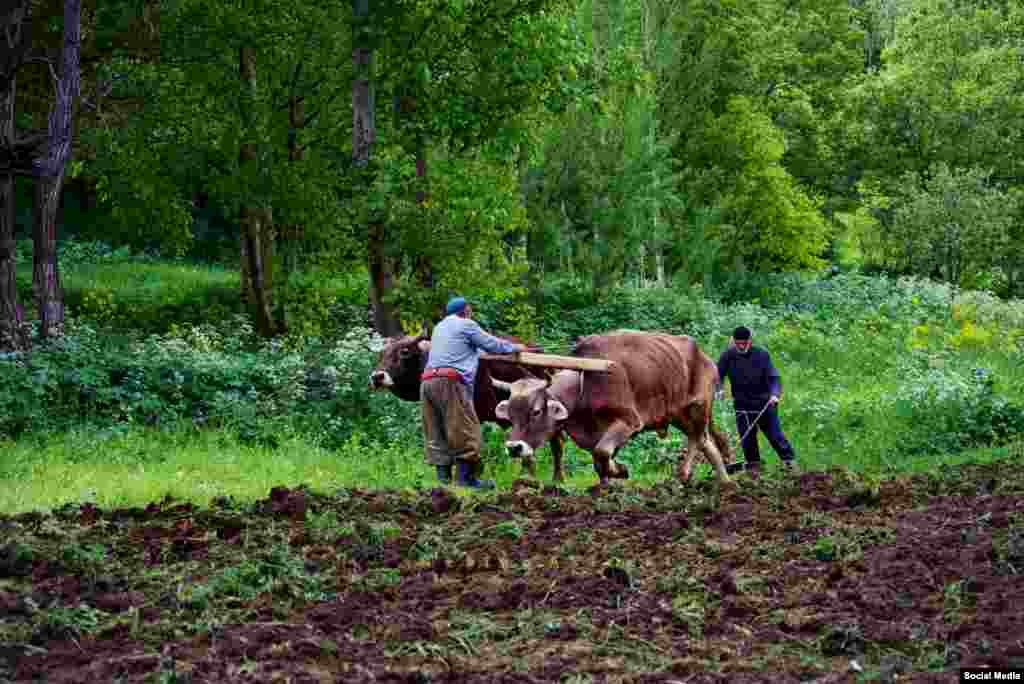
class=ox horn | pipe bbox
[491,377,514,392]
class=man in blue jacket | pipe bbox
[716,326,796,477]
[421,296,527,488]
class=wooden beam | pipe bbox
[480,351,615,372]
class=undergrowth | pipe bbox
[2,254,1024,513]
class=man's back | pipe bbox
[426,315,516,389]
[717,346,780,410]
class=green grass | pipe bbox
[16,257,370,335]
[0,429,424,514]
[3,422,1020,515]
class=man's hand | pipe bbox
[513,343,530,353]
[417,340,431,353]
[769,395,781,405]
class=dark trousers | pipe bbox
[735,405,794,465]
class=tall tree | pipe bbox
[355,0,401,337]
[32,0,82,339]
[0,0,35,351]
[142,0,357,336]
[658,0,857,273]
[841,0,1024,291]
[238,44,279,336]
[361,0,581,325]
[861,163,1019,288]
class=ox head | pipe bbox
[492,377,569,459]
[369,328,430,402]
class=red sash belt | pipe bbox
[421,367,464,383]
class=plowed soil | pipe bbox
[2,460,1022,683]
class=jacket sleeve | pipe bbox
[465,322,519,354]
[716,350,730,387]
[765,352,782,396]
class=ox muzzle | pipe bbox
[505,440,534,459]
[369,370,394,389]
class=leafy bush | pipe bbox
[889,355,1024,457]
[0,318,418,447]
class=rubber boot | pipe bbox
[436,464,452,485]
[456,460,494,490]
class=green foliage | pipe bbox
[59,542,109,580]
[686,97,831,272]
[840,0,1024,294]
[860,163,1019,286]
[17,245,370,340]
[181,543,326,609]
[890,358,1024,458]
[521,1,684,295]
[0,318,419,448]
[366,145,532,325]
[658,0,859,275]
[812,535,837,561]
[33,603,109,641]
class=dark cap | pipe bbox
[732,326,751,340]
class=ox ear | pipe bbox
[547,400,569,421]
[495,400,511,420]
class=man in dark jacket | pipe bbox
[716,326,796,477]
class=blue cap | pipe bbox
[445,297,468,315]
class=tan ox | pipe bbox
[493,330,733,486]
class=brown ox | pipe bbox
[369,332,568,482]
[493,331,733,485]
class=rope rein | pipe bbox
[734,401,773,445]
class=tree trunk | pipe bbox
[521,162,545,324]
[355,0,401,336]
[31,0,82,340]
[274,92,305,331]
[1,6,30,352]
[0,172,26,351]
[238,45,279,337]
[367,221,401,336]
[413,138,434,293]
[32,175,63,338]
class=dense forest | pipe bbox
[1,0,1022,349]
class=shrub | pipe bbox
[889,354,1024,457]
[0,318,418,447]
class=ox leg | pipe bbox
[678,438,697,483]
[710,424,734,465]
[550,432,566,484]
[593,420,637,484]
[678,402,731,484]
[700,429,731,483]
[520,451,538,480]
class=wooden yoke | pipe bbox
[480,351,615,372]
